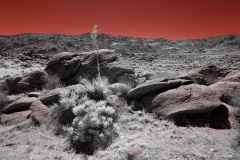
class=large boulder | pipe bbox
[77,49,117,82]
[210,81,240,103]
[44,52,82,81]
[44,49,136,84]
[127,78,193,99]
[0,110,31,125]
[180,64,227,85]
[6,70,48,93]
[29,101,52,126]
[1,97,38,114]
[142,84,230,129]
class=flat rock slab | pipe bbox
[1,110,31,125]
[2,97,38,114]
[142,84,230,129]
[30,101,52,126]
[127,78,193,99]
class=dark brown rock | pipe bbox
[180,72,207,85]
[180,64,226,85]
[40,88,65,105]
[44,52,82,81]
[142,84,230,129]
[108,63,135,83]
[27,92,41,97]
[30,101,52,126]
[77,49,117,81]
[2,97,38,114]
[128,78,193,99]
[0,110,31,125]
[44,49,136,85]
[6,70,48,92]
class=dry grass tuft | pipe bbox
[43,74,64,90]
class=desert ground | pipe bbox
[0,33,240,160]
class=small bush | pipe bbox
[0,92,9,111]
[108,83,132,97]
[83,76,110,101]
[44,74,64,91]
[118,76,138,88]
[70,98,118,154]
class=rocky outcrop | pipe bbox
[29,101,52,126]
[44,52,83,81]
[5,70,48,93]
[44,49,136,84]
[142,84,230,129]
[2,97,38,114]
[127,78,193,99]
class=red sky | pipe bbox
[0,0,240,39]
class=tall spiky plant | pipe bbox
[91,22,101,83]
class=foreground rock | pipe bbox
[6,70,48,93]
[44,52,83,81]
[142,84,230,129]
[2,97,38,114]
[180,64,227,85]
[30,101,52,126]
[127,78,193,99]
[0,110,31,125]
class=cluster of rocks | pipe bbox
[128,64,240,129]
[0,49,137,126]
[1,50,240,131]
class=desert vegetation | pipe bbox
[0,29,240,159]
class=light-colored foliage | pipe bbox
[50,87,86,134]
[108,83,132,97]
[91,22,101,81]
[82,76,110,100]
[70,98,118,154]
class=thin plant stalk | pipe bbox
[91,22,102,85]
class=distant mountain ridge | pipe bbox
[0,33,239,58]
